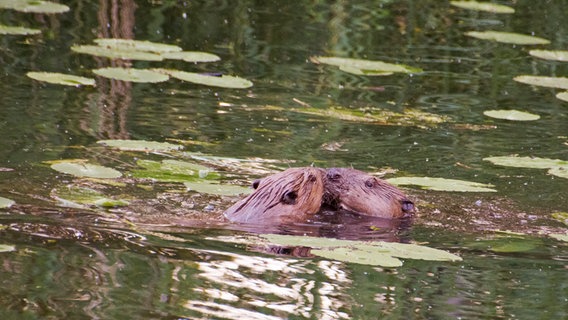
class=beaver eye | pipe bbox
[281,191,297,204]
[365,179,375,188]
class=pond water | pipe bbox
[1,0,568,319]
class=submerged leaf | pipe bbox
[51,161,122,179]
[157,69,253,88]
[184,181,251,196]
[450,1,515,13]
[0,24,41,35]
[483,109,540,121]
[529,49,568,62]
[93,68,169,83]
[311,56,422,73]
[71,45,164,61]
[26,72,95,87]
[161,51,221,62]
[0,0,69,14]
[483,156,568,169]
[514,75,568,90]
[465,31,550,45]
[97,139,183,152]
[0,196,15,208]
[93,38,182,53]
[387,176,497,192]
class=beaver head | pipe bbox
[323,168,414,219]
[224,167,325,224]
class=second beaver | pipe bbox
[323,168,414,219]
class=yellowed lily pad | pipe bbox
[93,38,182,53]
[311,56,422,74]
[71,45,163,61]
[184,181,251,196]
[26,72,95,87]
[0,0,69,13]
[548,166,568,179]
[98,139,183,152]
[157,69,253,88]
[551,212,568,226]
[483,156,568,169]
[450,1,514,13]
[514,75,568,90]
[161,51,221,62]
[557,91,568,102]
[93,68,169,83]
[387,176,497,192]
[465,31,550,45]
[0,24,41,35]
[529,50,568,62]
[338,65,393,76]
[51,161,122,179]
[483,109,540,121]
[0,196,15,208]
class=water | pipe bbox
[1,0,568,319]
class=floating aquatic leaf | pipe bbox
[52,186,128,207]
[465,31,550,45]
[0,24,41,35]
[557,91,568,102]
[551,212,568,226]
[529,49,568,62]
[0,0,69,14]
[161,51,221,62]
[514,75,568,90]
[466,235,541,253]
[311,56,422,73]
[387,176,497,192]
[450,1,515,13]
[312,247,403,267]
[98,139,183,152]
[93,68,169,83]
[549,233,568,242]
[483,109,540,121]
[26,72,95,87]
[337,65,393,76]
[51,161,122,179]
[0,244,16,252]
[93,38,182,53]
[131,159,218,182]
[157,69,253,88]
[71,45,163,61]
[184,181,251,196]
[548,166,568,179]
[0,196,15,208]
[483,156,568,169]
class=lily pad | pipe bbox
[26,72,95,87]
[184,181,251,196]
[514,75,568,90]
[548,166,568,179]
[93,38,182,53]
[483,109,540,121]
[0,196,15,208]
[131,159,218,182]
[483,156,568,169]
[0,244,16,252]
[161,51,221,62]
[387,176,497,192]
[93,68,169,83]
[549,233,568,242]
[557,91,568,102]
[465,31,550,45]
[52,186,128,207]
[467,235,541,253]
[337,66,393,76]
[51,161,122,179]
[157,69,253,88]
[450,1,515,13]
[0,24,41,35]
[551,212,568,226]
[312,247,403,267]
[71,45,164,61]
[311,56,422,73]
[529,49,568,62]
[0,0,69,14]
[97,139,183,152]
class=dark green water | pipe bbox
[1,0,567,319]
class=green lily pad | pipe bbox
[551,212,568,226]
[557,91,568,102]
[529,50,568,62]
[0,0,69,14]
[465,31,550,45]
[311,56,422,74]
[548,166,568,179]
[51,161,122,179]
[0,244,16,252]
[0,196,15,208]
[52,186,128,207]
[26,72,95,87]
[184,181,251,196]
[93,38,182,53]
[450,1,515,13]
[0,24,41,35]
[93,68,169,83]
[71,45,164,61]
[97,139,183,152]
[132,159,218,182]
[483,109,540,121]
[514,75,568,90]
[549,233,568,242]
[467,235,541,253]
[157,69,253,88]
[161,51,221,62]
[387,176,497,192]
[312,247,403,267]
[483,156,568,169]
[337,66,393,76]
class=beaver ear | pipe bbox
[326,168,342,180]
[252,179,261,189]
[281,190,298,204]
[401,200,415,212]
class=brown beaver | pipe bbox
[323,168,414,219]
[224,167,325,224]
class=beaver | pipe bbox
[224,167,325,224]
[323,168,414,219]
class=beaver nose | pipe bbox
[326,168,342,180]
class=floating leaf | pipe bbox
[551,212,568,226]
[483,156,568,169]
[465,31,550,45]
[483,109,540,121]
[337,66,393,76]
[184,181,251,196]
[387,176,497,192]
[157,69,253,88]
[93,68,169,83]
[161,51,221,62]
[450,1,515,13]
[529,49,568,62]
[0,196,15,208]
[0,24,41,35]
[467,235,541,253]
[26,72,95,87]
[549,233,568,242]
[0,244,16,252]
[131,159,218,182]
[97,139,183,152]
[71,45,163,61]
[311,56,422,73]
[51,161,122,179]
[312,247,403,267]
[548,166,568,179]
[557,91,568,102]
[0,0,69,14]
[52,186,128,207]
[93,38,182,53]
[514,75,568,90]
